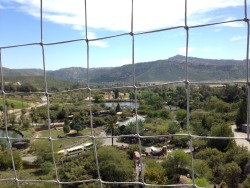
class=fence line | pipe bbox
[0,0,249,187]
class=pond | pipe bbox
[105,101,139,109]
[0,129,23,144]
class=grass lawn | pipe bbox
[32,126,105,153]
[0,98,25,109]
[0,169,58,188]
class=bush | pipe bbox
[41,161,53,175]
[176,109,187,121]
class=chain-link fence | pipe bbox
[0,0,249,187]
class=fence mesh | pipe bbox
[0,0,249,187]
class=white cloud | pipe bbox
[178,47,196,55]
[221,17,245,27]
[87,32,108,48]
[230,35,246,42]
[72,25,84,31]
[6,0,244,32]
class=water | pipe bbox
[0,129,23,144]
[105,102,139,109]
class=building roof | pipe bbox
[118,115,145,127]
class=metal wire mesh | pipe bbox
[0,0,249,187]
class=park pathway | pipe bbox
[231,125,250,150]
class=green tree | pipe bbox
[176,109,187,122]
[207,124,234,151]
[104,115,118,146]
[31,141,53,164]
[0,149,23,170]
[195,148,225,177]
[243,174,250,188]
[57,107,67,120]
[113,89,119,99]
[70,116,86,134]
[63,124,70,134]
[168,121,180,134]
[23,119,30,129]
[115,103,122,112]
[93,94,104,103]
[223,162,241,188]
[170,136,189,148]
[225,145,250,171]
[162,149,190,182]
[98,147,134,184]
[41,161,53,175]
[50,111,57,125]
[236,97,247,129]
[144,159,168,184]
[139,90,163,110]
[194,160,212,180]
[195,178,211,187]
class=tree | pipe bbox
[168,121,180,134]
[243,174,250,188]
[70,118,85,134]
[162,149,190,182]
[104,115,118,146]
[41,161,53,175]
[223,162,241,188]
[50,111,57,125]
[72,119,85,134]
[176,109,187,122]
[113,89,119,99]
[236,97,247,129]
[115,103,122,112]
[57,107,67,120]
[170,136,189,148]
[93,95,104,103]
[207,124,234,151]
[0,149,23,170]
[225,145,250,171]
[30,107,39,126]
[23,119,30,129]
[144,159,168,184]
[195,148,225,177]
[193,160,212,180]
[98,146,134,184]
[139,90,163,110]
[63,124,70,134]
[195,178,211,188]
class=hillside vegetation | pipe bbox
[2,55,246,84]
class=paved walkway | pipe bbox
[231,125,250,150]
[97,132,129,147]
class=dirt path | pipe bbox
[32,131,41,139]
[231,125,250,150]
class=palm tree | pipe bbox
[105,115,118,146]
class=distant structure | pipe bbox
[117,115,145,128]
[150,146,168,156]
[237,124,248,133]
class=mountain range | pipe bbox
[3,55,247,84]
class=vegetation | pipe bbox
[0,82,250,188]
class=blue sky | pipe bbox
[0,0,249,70]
